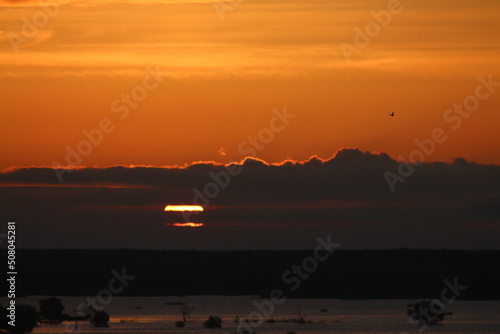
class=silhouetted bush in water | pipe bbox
[407,300,453,325]
[93,310,110,327]
[284,307,310,324]
[204,315,222,328]
[0,304,40,333]
[83,307,110,327]
[39,296,65,324]
[273,308,314,324]
[175,320,185,327]
[279,318,313,324]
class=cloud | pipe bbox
[458,193,500,220]
[1,148,499,250]
[2,148,499,205]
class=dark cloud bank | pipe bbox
[1,149,499,249]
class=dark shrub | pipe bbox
[39,297,65,323]
[407,300,453,325]
[204,315,222,328]
[83,307,110,327]
[1,304,40,333]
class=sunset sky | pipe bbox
[1,0,499,249]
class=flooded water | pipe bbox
[3,296,500,334]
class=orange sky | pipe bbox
[1,0,499,170]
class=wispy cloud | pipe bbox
[2,0,499,78]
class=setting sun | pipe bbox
[164,205,204,212]
[166,222,204,227]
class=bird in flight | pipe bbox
[389,111,395,117]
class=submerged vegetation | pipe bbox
[407,300,453,325]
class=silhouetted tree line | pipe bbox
[1,249,499,299]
